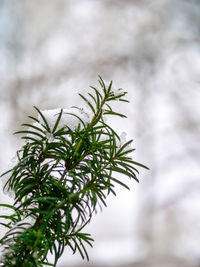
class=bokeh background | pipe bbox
[0,0,200,266]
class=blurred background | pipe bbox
[0,0,200,266]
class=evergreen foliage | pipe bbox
[0,77,148,266]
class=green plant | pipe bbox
[0,77,148,266]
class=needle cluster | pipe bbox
[0,77,148,267]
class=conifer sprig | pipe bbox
[0,77,148,267]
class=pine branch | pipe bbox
[0,76,148,267]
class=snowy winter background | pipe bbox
[0,0,200,266]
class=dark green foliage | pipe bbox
[0,77,148,266]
